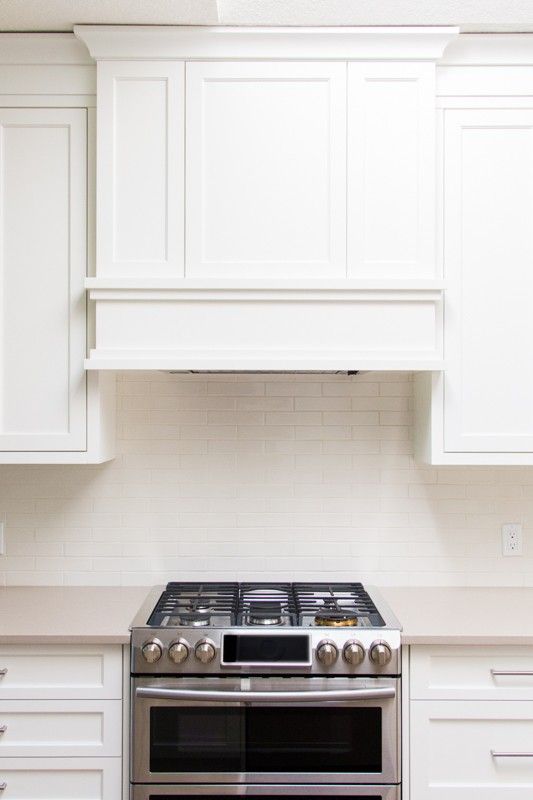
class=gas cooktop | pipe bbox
[146,581,386,628]
[130,581,401,676]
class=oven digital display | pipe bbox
[222,634,310,664]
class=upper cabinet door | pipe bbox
[97,61,184,276]
[185,61,346,279]
[444,109,533,453]
[0,108,87,451]
[348,63,436,278]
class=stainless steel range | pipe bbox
[130,582,402,800]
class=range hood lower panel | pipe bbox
[85,287,443,371]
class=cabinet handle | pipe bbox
[0,726,6,734]
[0,783,6,790]
[491,750,533,758]
[491,670,533,677]
[0,670,7,677]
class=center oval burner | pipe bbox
[248,602,284,626]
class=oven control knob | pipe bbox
[195,639,216,664]
[370,640,392,667]
[316,640,338,667]
[141,640,163,664]
[168,639,190,665]
[343,641,365,666]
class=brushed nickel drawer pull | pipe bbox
[491,670,533,677]
[0,726,6,734]
[491,750,533,758]
[0,783,6,790]
[0,670,7,677]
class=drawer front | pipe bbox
[411,645,533,700]
[0,757,122,799]
[0,645,122,699]
[0,699,121,757]
[411,700,533,799]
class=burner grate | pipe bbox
[294,582,384,626]
[238,583,298,626]
[148,582,239,626]
[146,581,385,628]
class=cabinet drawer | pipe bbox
[0,699,121,757]
[0,645,122,699]
[411,645,533,699]
[0,757,121,800]
[411,700,533,799]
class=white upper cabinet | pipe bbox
[348,63,436,277]
[0,108,86,452]
[416,106,533,463]
[97,61,184,276]
[0,35,115,462]
[75,25,456,371]
[186,61,346,278]
[444,109,533,454]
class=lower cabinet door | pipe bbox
[0,757,122,799]
[411,700,533,798]
[0,699,121,757]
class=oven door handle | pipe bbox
[135,686,396,703]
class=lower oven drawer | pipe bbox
[132,676,400,785]
[131,786,399,800]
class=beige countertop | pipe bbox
[0,586,150,644]
[381,586,533,645]
[0,585,532,646]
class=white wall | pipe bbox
[0,371,532,587]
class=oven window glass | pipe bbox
[149,706,381,774]
[150,708,243,772]
[246,707,381,773]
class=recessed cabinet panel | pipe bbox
[411,701,533,799]
[0,108,86,451]
[186,61,346,278]
[97,60,184,275]
[0,758,122,800]
[444,110,533,452]
[348,63,436,277]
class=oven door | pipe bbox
[131,785,399,800]
[132,677,400,785]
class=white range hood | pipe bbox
[76,25,457,372]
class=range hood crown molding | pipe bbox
[74,24,459,61]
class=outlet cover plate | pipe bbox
[502,523,523,557]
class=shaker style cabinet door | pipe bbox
[185,61,346,278]
[443,109,533,453]
[0,108,87,451]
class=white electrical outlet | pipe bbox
[502,523,523,556]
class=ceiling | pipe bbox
[1,0,533,32]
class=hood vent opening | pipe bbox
[166,370,361,376]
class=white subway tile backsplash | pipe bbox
[0,372,532,586]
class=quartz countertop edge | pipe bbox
[381,586,533,646]
[0,585,532,646]
[0,586,151,644]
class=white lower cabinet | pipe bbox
[409,645,533,799]
[0,758,122,799]
[0,644,123,799]
[411,701,533,799]
[0,700,121,757]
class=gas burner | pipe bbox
[248,603,285,626]
[314,611,358,627]
[176,612,212,627]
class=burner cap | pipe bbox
[248,603,284,627]
[314,611,358,627]
[178,612,211,627]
